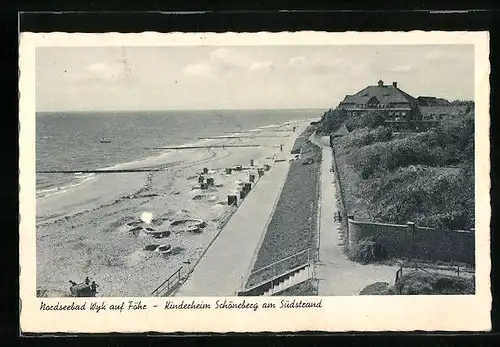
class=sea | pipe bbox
[36,109,321,198]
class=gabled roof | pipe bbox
[340,84,417,105]
[436,98,451,106]
[417,96,451,106]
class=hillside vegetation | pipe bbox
[322,108,474,230]
[359,271,475,295]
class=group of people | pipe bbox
[69,277,100,297]
[333,210,343,222]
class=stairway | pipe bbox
[262,266,310,296]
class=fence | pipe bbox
[347,218,475,264]
[151,267,184,297]
[330,144,349,242]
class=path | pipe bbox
[311,134,398,296]
[174,125,306,297]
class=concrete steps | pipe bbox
[262,267,310,296]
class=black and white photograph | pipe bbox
[20,31,490,333]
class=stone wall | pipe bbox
[347,219,475,264]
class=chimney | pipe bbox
[378,80,384,86]
[393,81,398,88]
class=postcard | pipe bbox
[19,31,491,333]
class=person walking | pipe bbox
[280,144,283,152]
[90,281,99,297]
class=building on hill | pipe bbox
[338,80,422,122]
[436,98,451,106]
[417,96,451,106]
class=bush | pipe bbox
[359,282,395,295]
[315,109,349,135]
[347,237,388,264]
[347,127,393,148]
[334,110,475,231]
[345,110,386,131]
[395,271,475,295]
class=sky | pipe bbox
[36,45,474,112]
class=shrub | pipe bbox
[347,127,393,148]
[359,282,395,295]
[347,237,388,264]
[315,108,349,135]
[395,271,475,295]
[345,110,386,131]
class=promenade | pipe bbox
[174,126,304,297]
[312,135,397,296]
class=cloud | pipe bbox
[184,48,276,78]
[86,61,128,80]
[59,60,131,86]
[182,63,213,77]
[288,55,343,74]
[422,48,466,61]
[288,56,308,67]
[208,48,249,71]
[388,65,412,72]
[209,48,232,62]
[249,61,274,72]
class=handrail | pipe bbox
[241,262,311,294]
[151,267,182,296]
[248,248,310,276]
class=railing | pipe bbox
[395,261,474,287]
[151,267,183,297]
[243,249,312,291]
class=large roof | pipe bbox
[340,83,417,105]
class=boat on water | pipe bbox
[100,139,112,143]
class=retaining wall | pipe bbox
[347,219,475,264]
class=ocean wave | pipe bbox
[37,173,97,199]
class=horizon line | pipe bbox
[35,107,331,113]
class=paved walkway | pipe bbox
[312,135,398,296]
[174,125,305,297]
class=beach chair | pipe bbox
[69,283,93,297]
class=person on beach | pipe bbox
[85,277,90,285]
[69,280,77,287]
[280,144,283,152]
[293,126,296,132]
[90,281,99,297]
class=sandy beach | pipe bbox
[36,119,312,297]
